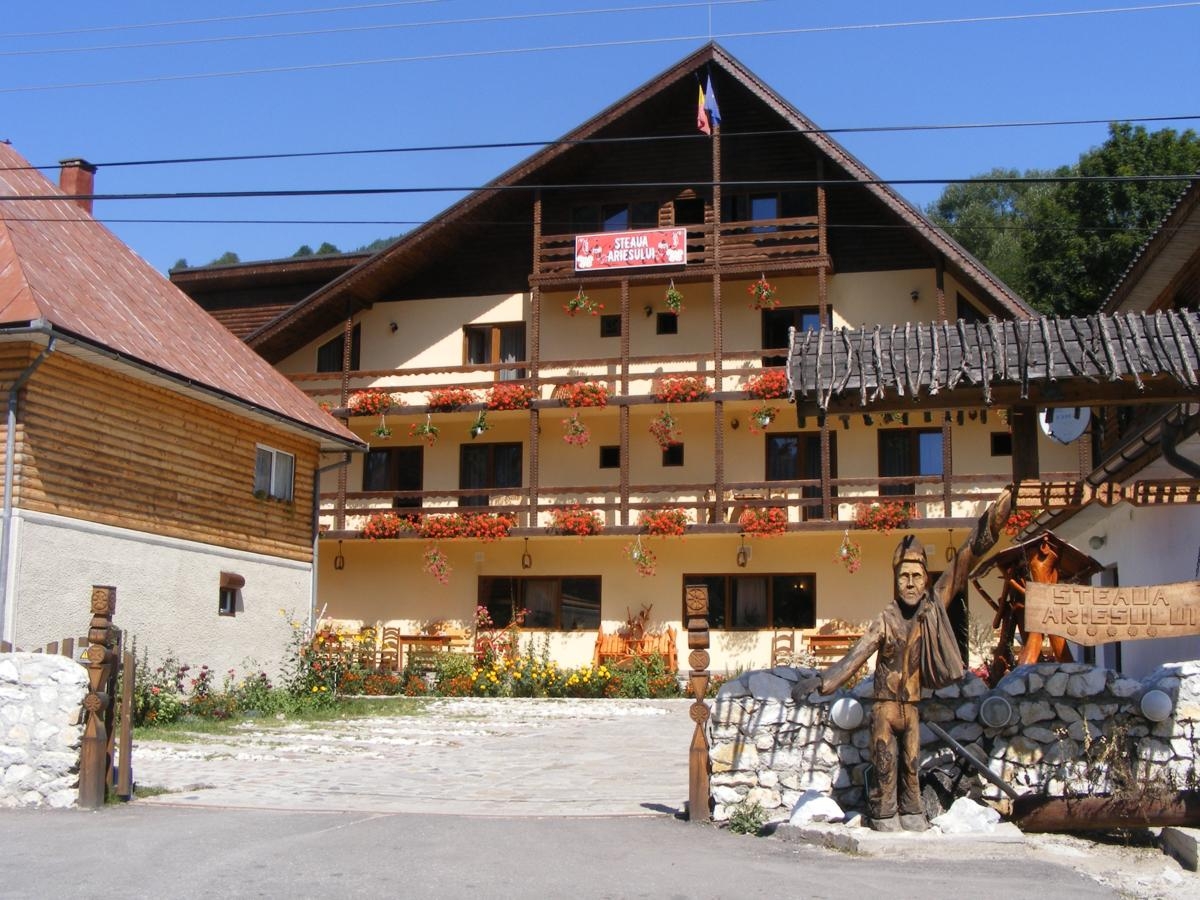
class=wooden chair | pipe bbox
[771,630,795,667]
[378,627,401,672]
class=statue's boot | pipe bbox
[870,816,902,832]
[899,814,929,832]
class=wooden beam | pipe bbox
[1010,405,1040,483]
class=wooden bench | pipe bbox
[593,627,678,671]
[804,632,862,666]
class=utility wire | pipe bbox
[5,2,1199,94]
[2,114,1196,174]
[0,1,449,39]
[0,1,767,57]
[3,173,1197,203]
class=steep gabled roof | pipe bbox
[0,142,363,451]
[1103,179,1200,314]
[246,43,1032,362]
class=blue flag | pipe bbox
[704,77,721,129]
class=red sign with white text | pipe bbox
[574,228,687,272]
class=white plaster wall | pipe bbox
[7,511,311,679]
[1057,503,1200,679]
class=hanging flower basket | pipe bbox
[649,409,681,450]
[562,413,590,447]
[738,507,788,537]
[409,416,439,447]
[564,288,603,317]
[422,545,452,585]
[638,507,690,537]
[362,511,410,540]
[664,281,684,315]
[748,275,779,310]
[426,387,477,412]
[624,538,657,577]
[745,369,790,400]
[347,389,396,416]
[469,411,490,440]
[748,403,777,435]
[373,414,392,439]
[853,500,916,533]
[548,505,604,536]
[486,382,536,410]
[834,531,863,574]
[560,381,609,408]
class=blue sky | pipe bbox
[3,0,1198,273]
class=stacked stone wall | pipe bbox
[0,652,87,808]
[710,661,1200,824]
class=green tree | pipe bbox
[170,258,189,271]
[315,242,341,255]
[292,244,314,257]
[209,251,241,266]
[927,124,1200,317]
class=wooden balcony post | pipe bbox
[1010,404,1041,483]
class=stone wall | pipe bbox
[0,652,87,808]
[709,661,1200,824]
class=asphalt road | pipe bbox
[1,805,1119,900]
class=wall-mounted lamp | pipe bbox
[388,321,398,333]
[333,540,345,570]
[1088,534,1107,550]
[521,538,533,570]
[736,533,751,568]
[910,289,920,302]
[863,414,873,426]
[644,304,654,317]
[730,418,740,430]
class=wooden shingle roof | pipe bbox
[787,310,1200,415]
[0,143,362,451]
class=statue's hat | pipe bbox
[892,534,928,571]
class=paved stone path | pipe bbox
[132,697,694,816]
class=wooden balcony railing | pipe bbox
[321,472,1045,538]
[536,216,823,281]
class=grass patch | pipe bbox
[134,695,429,742]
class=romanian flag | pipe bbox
[697,76,721,135]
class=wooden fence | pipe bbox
[0,584,134,808]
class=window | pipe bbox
[766,432,836,520]
[572,201,658,233]
[762,306,819,367]
[673,196,705,226]
[218,572,244,617]
[316,324,360,373]
[722,190,814,230]
[459,442,522,507]
[956,293,987,325]
[599,314,621,338]
[990,432,1013,457]
[878,428,943,496]
[479,576,601,630]
[656,312,678,336]
[599,445,620,469]
[363,446,423,508]
[682,574,815,629]
[254,446,294,501]
[465,322,526,380]
[662,444,684,467]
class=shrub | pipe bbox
[132,650,188,726]
[726,797,768,835]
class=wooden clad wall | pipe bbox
[3,345,317,562]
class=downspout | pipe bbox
[1161,409,1200,478]
[1,338,57,641]
[310,457,352,633]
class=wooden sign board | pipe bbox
[1026,581,1200,645]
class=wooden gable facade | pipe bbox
[192,44,1086,672]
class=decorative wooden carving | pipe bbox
[78,585,121,809]
[684,584,711,823]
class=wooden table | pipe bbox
[398,634,452,670]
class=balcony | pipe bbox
[535,216,826,283]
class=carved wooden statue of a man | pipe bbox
[792,488,1013,832]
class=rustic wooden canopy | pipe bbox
[787,309,1200,416]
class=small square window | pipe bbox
[599,315,621,338]
[254,445,294,501]
[990,432,1013,457]
[656,313,678,336]
[599,445,620,469]
[219,572,244,616]
[662,444,684,467]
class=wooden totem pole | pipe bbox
[684,584,711,822]
[78,585,122,809]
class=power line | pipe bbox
[0,1,767,58]
[3,173,1197,203]
[2,114,1195,174]
[0,1,448,39]
[5,2,1198,94]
